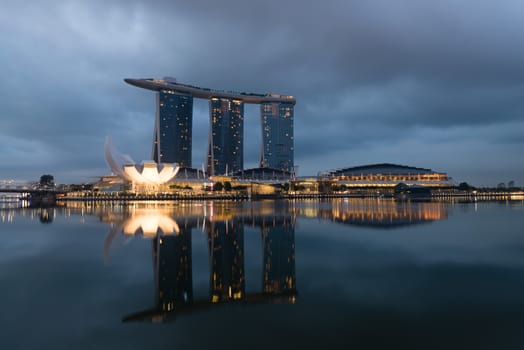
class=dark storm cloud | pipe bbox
[0,0,523,184]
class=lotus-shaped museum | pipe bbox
[122,161,179,185]
[104,137,179,185]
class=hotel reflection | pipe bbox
[208,220,245,302]
[152,228,193,313]
[262,220,296,297]
[105,201,297,322]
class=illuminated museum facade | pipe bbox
[125,77,296,176]
[104,137,180,192]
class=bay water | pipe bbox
[1,199,524,349]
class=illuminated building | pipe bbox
[122,162,179,185]
[125,78,296,175]
[208,220,245,302]
[260,102,294,172]
[325,163,451,187]
[153,91,193,166]
[207,98,244,176]
[104,137,180,190]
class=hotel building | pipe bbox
[208,98,244,175]
[260,102,294,171]
[153,91,193,166]
[125,78,296,176]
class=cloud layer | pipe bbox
[1,0,523,186]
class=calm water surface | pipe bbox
[1,199,524,349]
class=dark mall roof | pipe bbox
[236,167,292,175]
[173,166,206,180]
[234,167,293,180]
[328,163,444,176]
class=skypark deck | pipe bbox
[125,77,296,104]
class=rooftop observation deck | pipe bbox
[125,77,296,105]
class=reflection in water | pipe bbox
[297,199,448,228]
[209,221,245,302]
[116,199,452,322]
[2,199,448,322]
[0,204,58,224]
[38,208,54,224]
[154,229,193,312]
[107,201,298,322]
[2,198,448,229]
[120,226,196,323]
[123,210,180,236]
[5,199,524,348]
[262,223,296,299]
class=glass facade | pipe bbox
[207,98,244,176]
[260,102,294,172]
[153,91,193,167]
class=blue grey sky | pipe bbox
[1,0,523,186]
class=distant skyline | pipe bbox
[1,0,524,186]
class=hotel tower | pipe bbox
[125,77,296,176]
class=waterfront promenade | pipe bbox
[59,190,524,202]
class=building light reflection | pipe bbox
[113,201,298,322]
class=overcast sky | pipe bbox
[1,0,523,186]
